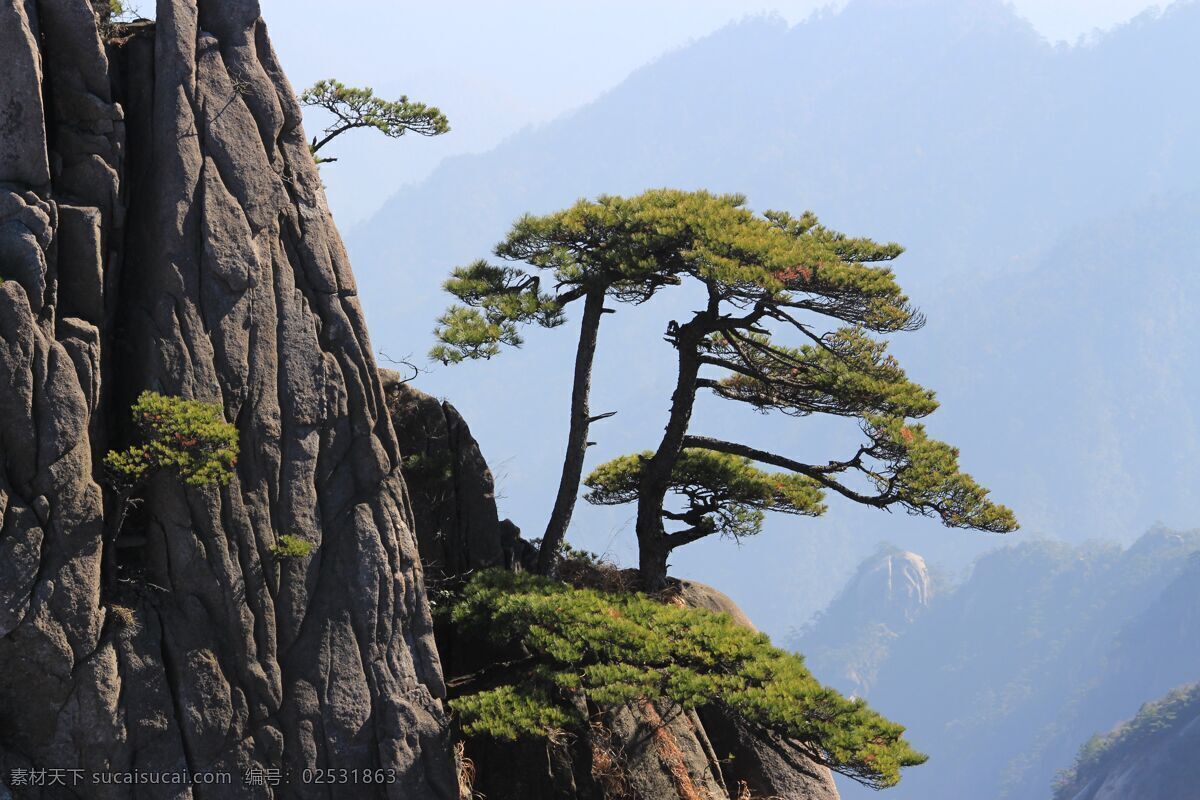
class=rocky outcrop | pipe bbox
[795,546,935,698]
[381,377,504,581]
[378,381,843,798]
[0,2,453,797]
[454,580,840,800]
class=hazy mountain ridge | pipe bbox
[348,0,1200,633]
[1051,681,1200,800]
[795,546,941,697]
[799,527,1200,799]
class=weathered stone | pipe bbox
[0,1,455,797]
[383,377,504,580]
[54,204,105,324]
[0,0,50,186]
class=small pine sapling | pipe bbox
[102,392,238,590]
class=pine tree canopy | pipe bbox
[299,79,449,162]
[447,569,927,790]
[584,450,826,540]
[431,188,1016,585]
[434,188,924,363]
[703,327,939,419]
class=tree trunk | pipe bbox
[537,287,607,574]
[636,322,708,590]
[102,492,130,594]
[638,521,674,592]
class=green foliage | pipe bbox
[452,683,576,742]
[299,79,449,163]
[857,415,1017,533]
[434,188,921,362]
[431,261,564,363]
[103,392,238,493]
[707,327,939,419]
[433,190,773,363]
[448,570,927,789]
[585,450,825,539]
[270,534,315,559]
[432,188,1014,584]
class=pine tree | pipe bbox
[102,392,239,590]
[575,195,1016,589]
[432,191,746,574]
[435,190,1015,585]
[298,79,449,164]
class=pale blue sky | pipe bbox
[258,0,1178,225]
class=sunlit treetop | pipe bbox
[299,79,449,163]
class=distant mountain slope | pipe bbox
[800,528,1200,800]
[1052,682,1200,800]
[346,0,1200,633]
[796,546,941,697]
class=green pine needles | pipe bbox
[585,449,825,541]
[270,534,315,559]
[103,391,238,492]
[299,79,449,164]
[101,392,238,591]
[448,570,927,790]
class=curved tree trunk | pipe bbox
[636,320,709,590]
[537,287,607,574]
[0,2,455,796]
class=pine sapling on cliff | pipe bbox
[101,392,239,591]
[299,79,449,164]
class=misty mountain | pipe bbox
[347,0,1200,633]
[1052,682,1200,800]
[796,527,1200,800]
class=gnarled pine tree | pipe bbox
[576,198,1016,589]
[433,192,751,574]
[298,79,449,164]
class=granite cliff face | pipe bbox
[0,2,453,796]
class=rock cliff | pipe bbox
[0,2,453,797]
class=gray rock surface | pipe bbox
[677,582,840,800]
[0,2,454,797]
[381,377,503,581]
